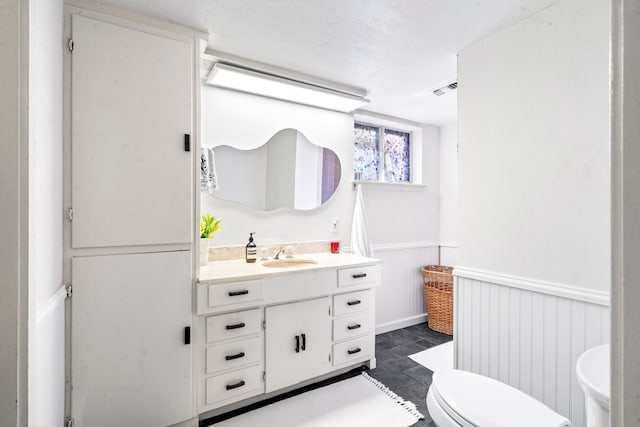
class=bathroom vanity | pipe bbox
[196,252,381,414]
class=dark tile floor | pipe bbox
[203,322,452,426]
[368,322,453,427]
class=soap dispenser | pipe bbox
[245,232,257,263]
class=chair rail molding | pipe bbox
[454,266,610,306]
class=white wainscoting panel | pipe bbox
[373,242,439,334]
[454,269,610,427]
[34,286,66,427]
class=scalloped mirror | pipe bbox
[207,129,341,211]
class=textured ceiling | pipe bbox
[95,0,558,125]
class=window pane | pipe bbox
[383,129,410,182]
[353,123,380,181]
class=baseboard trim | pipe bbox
[376,314,427,335]
[454,266,610,306]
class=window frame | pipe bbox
[353,120,417,185]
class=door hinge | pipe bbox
[65,416,74,427]
[65,283,72,298]
[262,320,266,330]
[328,353,331,362]
[67,38,74,53]
[67,208,73,221]
[328,306,331,316]
[262,371,266,382]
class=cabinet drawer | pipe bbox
[205,365,263,407]
[333,311,374,342]
[206,308,261,343]
[333,335,374,367]
[206,336,261,375]
[333,289,374,317]
[208,279,264,308]
[338,265,379,287]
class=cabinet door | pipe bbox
[265,297,331,392]
[70,14,192,248]
[71,252,192,427]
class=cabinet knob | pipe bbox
[352,273,367,279]
[301,333,306,351]
[347,348,362,355]
[347,300,362,306]
[295,335,300,353]
[347,324,362,330]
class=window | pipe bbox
[354,122,411,183]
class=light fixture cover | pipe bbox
[206,63,369,113]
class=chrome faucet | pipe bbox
[273,248,286,260]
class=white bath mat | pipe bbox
[214,372,423,427]
[409,341,454,372]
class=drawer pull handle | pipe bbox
[347,300,362,306]
[225,352,246,361]
[225,322,246,330]
[225,380,246,391]
[295,335,300,353]
[347,348,362,355]
[301,333,306,351]
[352,273,367,279]
[347,324,362,330]
[228,290,249,297]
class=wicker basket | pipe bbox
[421,265,454,335]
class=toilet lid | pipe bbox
[431,370,570,427]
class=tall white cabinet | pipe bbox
[70,14,193,249]
[65,8,202,427]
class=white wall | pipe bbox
[456,0,610,425]
[29,0,65,424]
[201,87,355,246]
[0,0,26,424]
[201,86,441,248]
[439,123,458,266]
[458,0,610,292]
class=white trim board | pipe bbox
[454,266,610,306]
[376,314,428,335]
[372,241,439,251]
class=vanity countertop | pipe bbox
[199,252,381,285]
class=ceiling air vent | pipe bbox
[433,81,457,96]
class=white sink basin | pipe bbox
[576,343,610,427]
[262,259,318,268]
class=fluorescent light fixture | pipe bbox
[206,63,369,113]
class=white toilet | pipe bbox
[427,369,570,427]
[576,344,610,427]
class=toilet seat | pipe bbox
[429,370,570,427]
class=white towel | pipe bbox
[350,184,374,257]
[200,147,219,192]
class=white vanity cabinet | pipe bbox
[196,253,381,416]
[265,297,331,392]
[202,308,265,408]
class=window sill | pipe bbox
[351,180,427,190]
